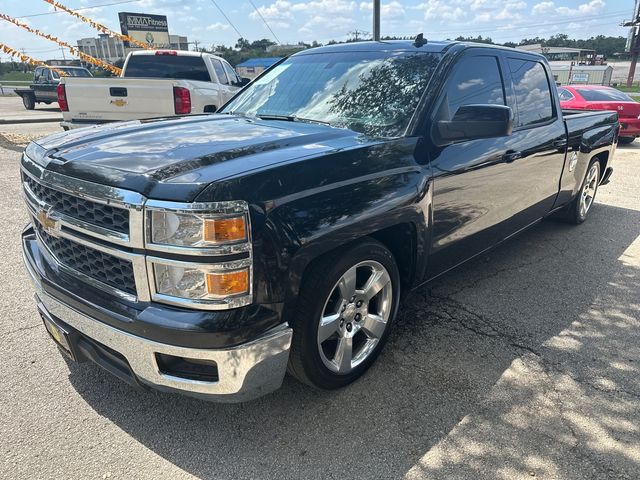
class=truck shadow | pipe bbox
[66,202,640,479]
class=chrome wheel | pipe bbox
[317,260,393,374]
[579,163,599,218]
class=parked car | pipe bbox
[21,40,618,402]
[57,50,249,130]
[14,66,92,110]
[558,85,639,144]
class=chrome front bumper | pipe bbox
[24,248,293,403]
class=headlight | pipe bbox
[150,258,252,308]
[150,210,247,247]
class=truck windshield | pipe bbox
[123,55,212,82]
[222,51,442,137]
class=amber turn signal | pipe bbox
[206,270,249,296]
[203,216,246,243]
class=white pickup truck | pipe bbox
[57,50,248,129]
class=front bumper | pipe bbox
[23,232,293,403]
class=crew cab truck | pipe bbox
[57,50,248,130]
[21,40,618,402]
[14,66,92,110]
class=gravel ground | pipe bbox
[0,127,639,480]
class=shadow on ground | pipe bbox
[65,203,640,479]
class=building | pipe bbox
[77,34,126,63]
[517,44,598,64]
[235,57,281,78]
[77,33,189,63]
[551,65,614,85]
[169,35,189,51]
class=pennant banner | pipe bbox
[0,43,68,76]
[0,14,122,75]
[42,0,152,50]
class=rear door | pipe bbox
[210,58,238,103]
[500,55,567,222]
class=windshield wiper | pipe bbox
[256,114,332,126]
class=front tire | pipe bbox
[565,160,601,224]
[618,137,636,145]
[288,239,400,389]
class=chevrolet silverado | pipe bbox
[21,40,619,402]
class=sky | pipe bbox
[0,0,635,61]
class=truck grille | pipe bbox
[35,223,137,296]
[23,173,130,234]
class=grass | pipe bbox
[0,71,32,82]
[614,84,640,93]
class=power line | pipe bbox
[247,0,281,44]
[16,0,143,19]
[209,0,244,39]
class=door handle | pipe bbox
[552,139,568,148]
[502,151,522,163]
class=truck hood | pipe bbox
[31,114,366,201]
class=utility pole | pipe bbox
[373,0,380,41]
[624,0,640,87]
[347,29,368,42]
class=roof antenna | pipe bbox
[414,33,428,47]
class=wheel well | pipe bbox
[367,223,417,293]
[592,151,609,176]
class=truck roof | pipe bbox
[293,39,546,61]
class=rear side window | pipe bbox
[438,55,505,121]
[557,87,574,101]
[508,59,554,127]
[222,61,239,85]
[123,55,212,82]
[574,88,633,102]
[212,59,229,85]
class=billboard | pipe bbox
[119,12,170,48]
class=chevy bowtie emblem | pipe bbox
[110,99,128,107]
[36,208,60,237]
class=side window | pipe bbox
[222,61,239,85]
[557,87,574,102]
[45,69,52,81]
[212,59,229,85]
[508,59,554,128]
[438,55,505,121]
[34,68,43,81]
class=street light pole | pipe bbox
[373,0,380,41]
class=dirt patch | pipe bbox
[0,132,38,152]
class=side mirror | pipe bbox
[236,77,251,87]
[436,104,513,144]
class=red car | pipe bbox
[558,85,640,144]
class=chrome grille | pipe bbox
[35,223,137,295]
[22,173,130,234]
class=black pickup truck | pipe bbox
[14,66,91,110]
[21,40,618,402]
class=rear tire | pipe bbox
[564,160,601,224]
[618,137,636,145]
[22,94,35,110]
[288,238,400,389]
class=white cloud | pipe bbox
[532,0,606,17]
[206,22,231,31]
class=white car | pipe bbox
[58,50,248,129]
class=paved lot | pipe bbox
[0,124,639,480]
[0,96,62,124]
